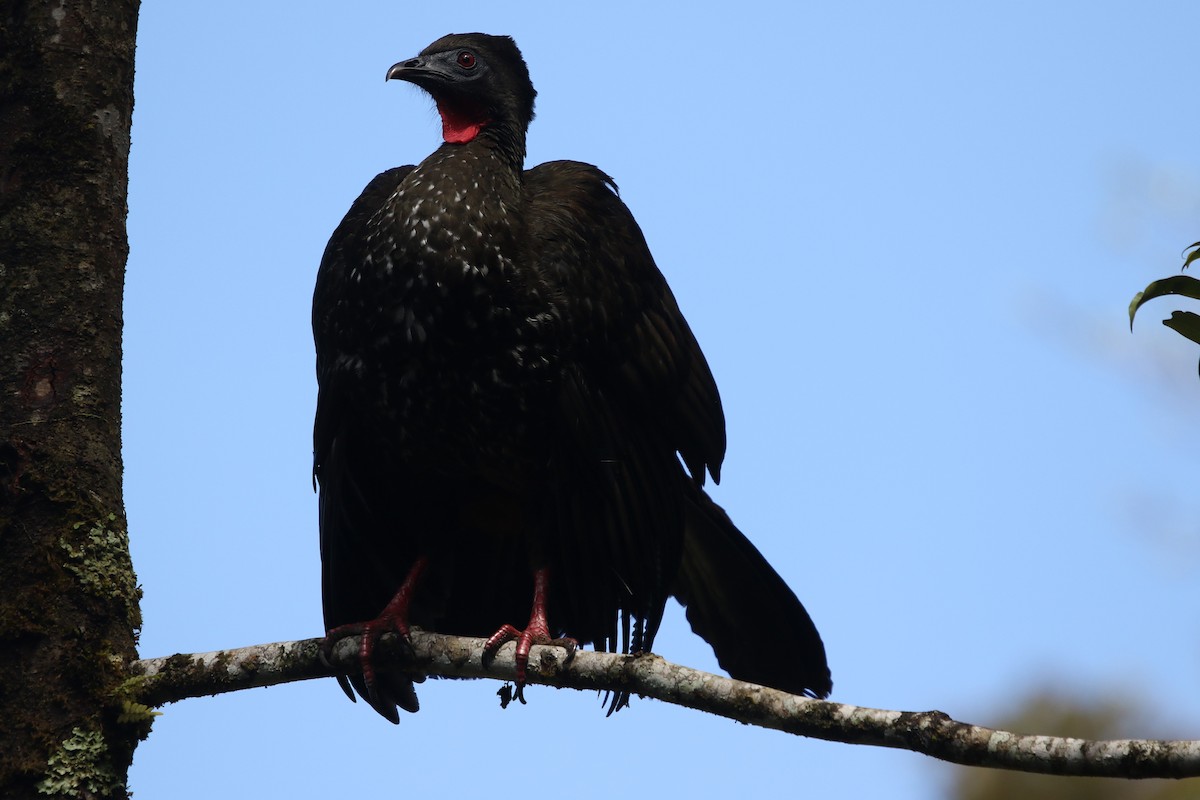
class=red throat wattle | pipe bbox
[437,100,488,144]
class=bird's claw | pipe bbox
[481,622,578,700]
[321,615,413,702]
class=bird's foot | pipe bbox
[320,555,429,710]
[322,612,414,694]
[481,623,577,704]
[480,567,576,704]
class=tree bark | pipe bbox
[0,1,142,797]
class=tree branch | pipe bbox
[131,631,1200,779]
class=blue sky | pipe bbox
[124,3,1200,797]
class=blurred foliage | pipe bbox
[1130,243,1200,358]
[946,689,1198,800]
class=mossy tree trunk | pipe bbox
[0,1,143,797]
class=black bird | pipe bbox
[314,32,831,722]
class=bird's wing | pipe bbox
[313,166,415,397]
[523,160,726,484]
[313,166,415,544]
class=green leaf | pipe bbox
[1184,241,1200,270]
[1163,310,1200,346]
[1161,311,1200,378]
[1128,274,1200,330]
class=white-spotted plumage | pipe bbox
[314,32,829,725]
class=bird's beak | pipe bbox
[386,57,421,82]
[387,53,464,94]
[386,56,446,85]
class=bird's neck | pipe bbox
[436,100,488,145]
[479,122,527,173]
[435,102,527,173]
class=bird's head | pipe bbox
[387,33,537,145]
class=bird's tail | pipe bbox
[673,481,832,698]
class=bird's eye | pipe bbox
[456,51,476,69]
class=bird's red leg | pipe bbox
[322,555,430,698]
[482,567,577,703]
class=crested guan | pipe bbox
[313,32,831,722]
